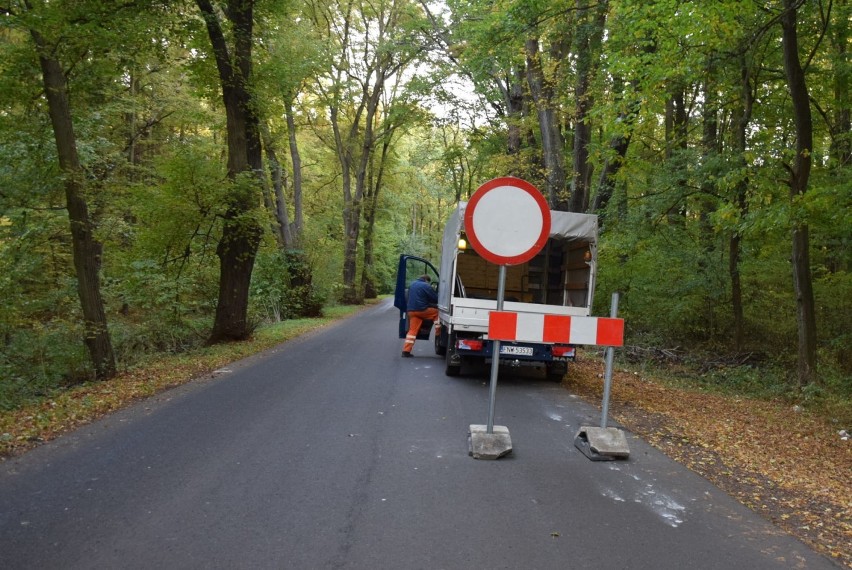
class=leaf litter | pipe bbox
[568,359,851,568]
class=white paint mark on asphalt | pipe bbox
[638,484,685,528]
[598,468,688,528]
[602,488,626,502]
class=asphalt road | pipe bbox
[0,299,838,569]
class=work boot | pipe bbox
[401,351,413,358]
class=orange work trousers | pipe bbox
[402,308,439,354]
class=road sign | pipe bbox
[465,177,551,453]
[464,177,551,266]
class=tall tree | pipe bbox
[589,75,640,215]
[828,0,850,167]
[525,36,568,210]
[568,0,608,213]
[309,0,423,303]
[360,73,423,298]
[196,0,264,342]
[729,52,756,351]
[780,0,819,387]
[18,1,118,380]
[284,98,305,245]
[260,122,293,248]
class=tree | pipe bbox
[360,76,425,298]
[308,0,425,303]
[568,0,608,213]
[13,1,125,380]
[525,36,569,210]
[196,0,264,342]
[827,0,850,168]
[780,0,819,387]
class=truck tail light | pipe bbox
[457,339,484,351]
[552,345,575,358]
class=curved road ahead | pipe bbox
[0,300,837,569]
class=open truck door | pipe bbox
[394,254,439,340]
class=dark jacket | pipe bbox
[407,278,438,311]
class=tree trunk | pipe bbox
[696,58,720,337]
[493,66,529,173]
[30,29,116,380]
[333,99,362,305]
[525,38,568,210]
[590,79,636,215]
[568,0,607,213]
[342,201,362,304]
[260,122,293,248]
[285,97,305,245]
[334,110,361,304]
[664,85,689,223]
[664,87,689,158]
[781,0,818,387]
[361,160,380,300]
[830,0,850,168]
[197,0,264,343]
[730,55,754,351]
[361,132,392,299]
[506,70,525,157]
[346,71,384,304]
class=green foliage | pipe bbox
[107,259,213,359]
[0,320,91,411]
[0,0,849,416]
[250,249,325,323]
[0,210,96,405]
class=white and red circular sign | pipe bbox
[464,177,551,266]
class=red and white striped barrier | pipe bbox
[488,311,624,347]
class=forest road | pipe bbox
[0,298,840,569]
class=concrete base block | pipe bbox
[468,424,513,460]
[574,426,630,461]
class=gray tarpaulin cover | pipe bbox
[438,201,598,311]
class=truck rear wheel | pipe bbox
[435,327,446,356]
[445,332,461,376]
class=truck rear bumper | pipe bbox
[451,337,575,363]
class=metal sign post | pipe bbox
[464,177,551,460]
[574,291,630,461]
[600,292,619,429]
[485,265,507,434]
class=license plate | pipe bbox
[500,345,533,356]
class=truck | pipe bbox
[395,201,599,381]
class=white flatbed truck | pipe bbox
[395,202,599,380]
